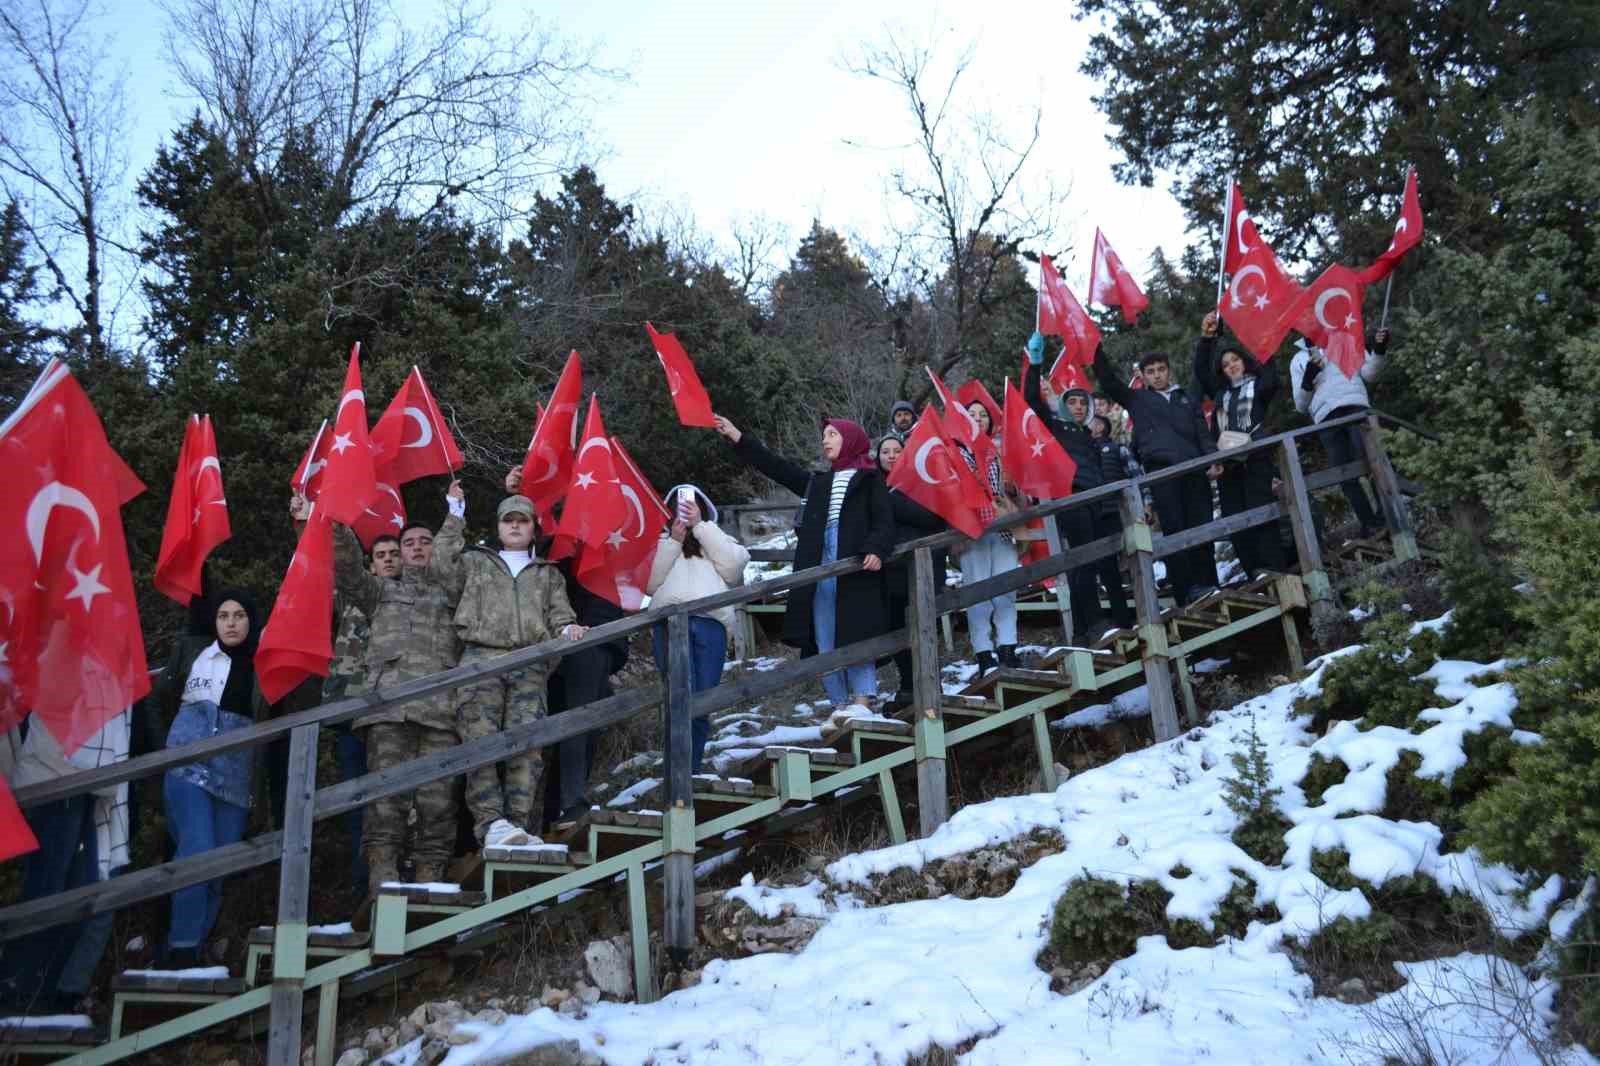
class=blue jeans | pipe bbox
[334,726,368,896]
[814,523,879,705]
[164,773,248,950]
[0,795,97,1005]
[651,617,725,773]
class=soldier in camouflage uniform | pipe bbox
[323,532,398,900]
[333,505,462,891]
[430,486,585,847]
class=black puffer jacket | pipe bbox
[1093,346,1215,469]
[1022,362,1104,493]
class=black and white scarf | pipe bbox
[1220,376,1260,436]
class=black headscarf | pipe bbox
[209,587,260,716]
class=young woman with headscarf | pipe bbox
[145,588,270,967]
[713,414,895,716]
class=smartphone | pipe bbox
[677,486,694,523]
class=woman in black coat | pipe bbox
[713,414,895,711]
[875,434,948,711]
[1194,311,1286,577]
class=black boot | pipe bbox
[996,645,1020,669]
[975,650,998,676]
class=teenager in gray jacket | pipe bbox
[1289,328,1391,539]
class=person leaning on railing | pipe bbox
[643,484,750,774]
[1290,327,1392,542]
[712,413,894,721]
[144,588,270,969]
[1193,312,1288,580]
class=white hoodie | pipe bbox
[645,519,750,632]
[1290,343,1384,423]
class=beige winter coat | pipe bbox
[645,521,750,632]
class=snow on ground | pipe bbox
[388,620,1591,1066]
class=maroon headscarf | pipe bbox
[823,418,876,471]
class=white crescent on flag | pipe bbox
[26,482,102,565]
[401,406,433,449]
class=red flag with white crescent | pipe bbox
[548,397,629,567]
[1216,238,1305,360]
[290,419,331,499]
[886,406,988,539]
[1037,254,1102,366]
[1358,166,1423,284]
[351,481,407,549]
[1001,378,1077,500]
[318,344,379,525]
[0,360,150,749]
[645,323,716,428]
[1221,180,1265,277]
[1285,264,1369,378]
[154,413,232,604]
[926,366,997,472]
[1048,350,1094,396]
[255,508,335,704]
[369,366,463,485]
[1087,228,1150,324]
[954,379,1002,439]
[601,437,673,609]
[521,350,583,529]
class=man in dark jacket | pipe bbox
[1094,345,1220,605]
[886,400,916,444]
[1024,332,1127,643]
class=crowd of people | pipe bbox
[0,317,1392,1014]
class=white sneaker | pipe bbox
[484,818,532,848]
[827,702,873,729]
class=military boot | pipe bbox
[412,862,447,886]
[353,848,400,931]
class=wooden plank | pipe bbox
[661,612,696,968]
[1359,415,1419,562]
[937,533,1121,615]
[908,546,948,836]
[111,974,248,995]
[1275,434,1338,626]
[1151,501,1283,559]
[268,721,319,1066]
[1041,518,1075,644]
[1120,486,1181,743]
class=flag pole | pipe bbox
[299,419,327,492]
[1216,176,1233,306]
[1380,274,1394,330]
[414,366,458,474]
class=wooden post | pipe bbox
[660,611,696,972]
[1275,435,1340,631]
[908,546,948,835]
[1119,487,1182,742]
[1042,516,1075,645]
[266,722,319,1066]
[1358,415,1420,562]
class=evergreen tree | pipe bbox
[0,199,48,407]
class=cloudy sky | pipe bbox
[100,0,1198,296]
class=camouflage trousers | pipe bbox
[457,643,549,842]
[360,722,458,876]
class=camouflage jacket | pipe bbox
[320,598,371,703]
[430,515,576,681]
[334,524,462,730]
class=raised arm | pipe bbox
[715,414,813,497]
[1193,312,1223,399]
[333,523,384,618]
[1093,345,1135,410]
[1022,360,1056,423]
[426,482,470,600]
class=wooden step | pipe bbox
[762,746,857,770]
[480,846,587,869]
[0,1017,101,1049]
[247,925,370,949]
[376,882,487,908]
[962,667,1074,708]
[112,970,247,996]
[823,714,912,752]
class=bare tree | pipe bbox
[0,0,129,362]
[844,29,1064,384]
[725,213,788,308]
[163,0,613,227]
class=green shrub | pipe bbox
[1048,877,1169,964]
[1310,848,1361,892]
[1438,533,1527,661]
[1294,583,1445,734]
[1555,899,1600,1048]
[1223,713,1292,864]
[1299,754,1349,807]
[1382,751,1452,828]
[1213,872,1277,939]
[1304,913,1400,970]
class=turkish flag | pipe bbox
[369,366,462,486]
[887,406,989,539]
[290,419,331,499]
[1049,351,1094,395]
[1217,239,1305,360]
[1088,228,1150,324]
[1221,179,1265,277]
[955,379,1002,438]
[0,360,149,750]
[1002,378,1077,500]
[927,366,996,472]
[317,344,378,525]
[598,437,673,609]
[0,776,39,862]
[351,481,407,550]
[1037,254,1102,366]
[154,414,232,604]
[255,508,335,704]
[548,397,629,572]
[645,323,716,428]
[521,350,583,528]
[1358,167,1423,285]
[1286,264,1369,378]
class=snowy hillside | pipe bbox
[383,617,1596,1066]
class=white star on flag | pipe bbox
[574,471,597,489]
[1254,294,1270,310]
[1029,440,1046,458]
[605,529,625,549]
[65,561,110,610]
[330,432,354,455]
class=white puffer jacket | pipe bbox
[645,520,750,632]
[1290,344,1384,423]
